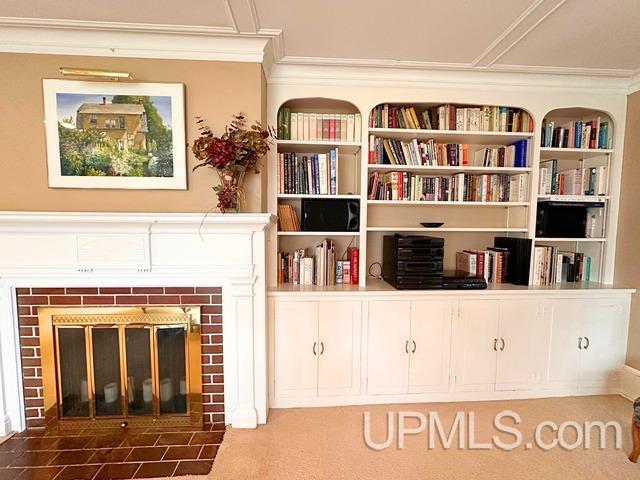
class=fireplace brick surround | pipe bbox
[16,286,224,429]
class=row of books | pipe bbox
[277,242,360,286]
[541,119,611,149]
[277,109,362,142]
[368,136,528,168]
[456,249,510,284]
[277,204,300,232]
[368,172,528,203]
[538,160,608,196]
[532,246,592,285]
[278,150,338,195]
[369,104,534,132]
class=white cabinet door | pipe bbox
[495,300,550,391]
[318,301,362,396]
[454,300,499,392]
[273,300,319,398]
[408,300,452,394]
[367,300,411,395]
[579,301,626,390]
[544,300,582,390]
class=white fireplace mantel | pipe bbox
[0,211,276,433]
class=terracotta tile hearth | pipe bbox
[0,423,224,479]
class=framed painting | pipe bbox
[42,79,186,189]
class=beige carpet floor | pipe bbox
[205,395,640,480]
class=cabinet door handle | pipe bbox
[320,341,325,355]
[584,337,590,350]
[405,340,409,354]
[493,338,498,351]
[578,337,583,350]
[411,340,417,353]
[313,342,317,356]
[500,338,505,351]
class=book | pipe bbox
[290,113,298,140]
[368,170,527,203]
[349,247,359,285]
[279,150,340,195]
[277,204,300,232]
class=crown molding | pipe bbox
[0,17,279,62]
[629,69,640,94]
[268,62,633,93]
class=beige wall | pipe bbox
[0,53,266,213]
[616,90,640,369]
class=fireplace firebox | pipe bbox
[37,306,202,430]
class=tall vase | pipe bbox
[215,165,246,213]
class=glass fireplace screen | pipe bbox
[50,307,200,422]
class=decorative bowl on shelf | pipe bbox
[420,222,444,228]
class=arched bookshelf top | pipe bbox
[541,107,613,150]
[279,97,360,115]
[369,102,534,134]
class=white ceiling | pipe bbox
[1,0,640,77]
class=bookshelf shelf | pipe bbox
[537,195,609,202]
[277,231,360,237]
[367,164,532,174]
[534,237,607,243]
[277,139,361,154]
[277,194,360,200]
[539,147,613,159]
[369,127,534,145]
[367,200,530,207]
[367,227,528,233]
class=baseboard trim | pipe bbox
[620,365,640,401]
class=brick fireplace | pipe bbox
[0,211,274,437]
[16,286,224,430]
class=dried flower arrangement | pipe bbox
[192,114,273,212]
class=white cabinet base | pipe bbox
[268,290,632,410]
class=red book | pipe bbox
[349,247,360,285]
[329,117,336,140]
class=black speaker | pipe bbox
[301,199,359,232]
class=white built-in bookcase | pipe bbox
[266,87,624,292]
[531,107,614,284]
[273,98,362,277]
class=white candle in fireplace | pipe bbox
[160,378,173,402]
[143,378,152,403]
[80,379,88,402]
[104,382,118,404]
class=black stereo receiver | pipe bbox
[383,235,444,290]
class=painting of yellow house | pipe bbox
[76,98,148,151]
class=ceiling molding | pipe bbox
[0,16,278,62]
[276,54,635,79]
[629,69,640,94]
[223,0,240,33]
[473,0,566,68]
[267,63,632,93]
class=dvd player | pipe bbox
[442,273,488,290]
